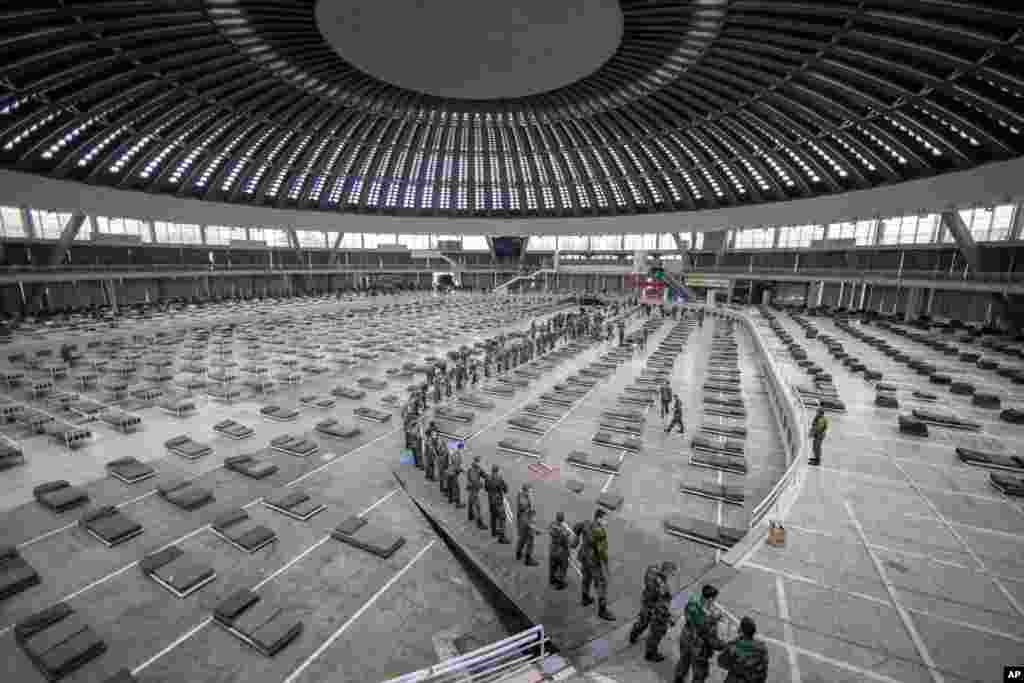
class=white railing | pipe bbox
[379,625,546,683]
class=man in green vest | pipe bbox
[675,584,724,683]
[718,616,769,683]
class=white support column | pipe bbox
[1010,202,1024,242]
[20,207,35,240]
[147,220,157,243]
[858,283,868,311]
[199,225,207,245]
[815,281,825,307]
[837,281,845,307]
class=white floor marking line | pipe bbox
[253,536,331,591]
[130,617,213,676]
[775,575,804,683]
[746,560,1024,644]
[888,458,1024,620]
[898,511,1024,541]
[281,540,437,683]
[844,500,945,683]
[720,589,904,683]
[808,463,1016,507]
[358,487,400,518]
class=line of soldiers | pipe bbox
[629,568,768,682]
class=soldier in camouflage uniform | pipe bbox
[675,585,724,683]
[573,509,616,621]
[446,442,465,508]
[629,561,677,661]
[485,464,510,544]
[718,616,768,683]
[548,511,573,589]
[465,455,487,529]
[423,423,439,481]
[436,438,450,497]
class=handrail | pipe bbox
[379,625,546,683]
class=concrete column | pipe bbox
[837,281,845,308]
[147,220,157,243]
[20,207,35,241]
[858,283,868,311]
[815,280,825,307]
[48,212,86,266]
[1010,202,1024,242]
[941,209,980,273]
[924,288,935,316]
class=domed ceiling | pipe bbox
[0,0,1021,219]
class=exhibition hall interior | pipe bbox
[0,1,1022,682]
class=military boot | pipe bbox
[581,592,594,607]
[598,599,616,621]
[524,556,539,567]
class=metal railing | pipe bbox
[379,625,546,683]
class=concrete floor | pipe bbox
[711,309,1024,683]
[8,292,1015,683]
[0,293,576,683]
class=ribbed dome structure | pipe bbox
[0,1,1021,219]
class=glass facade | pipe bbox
[0,204,1017,252]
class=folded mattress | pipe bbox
[663,516,745,550]
[508,416,546,434]
[79,506,143,547]
[592,431,641,452]
[224,454,279,479]
[331,516,406,558]
[260,405,299,422]
[354,406,392,423]
[691,434,744,456]
[263,489,325,521]
[598,419,641,436]
[990,473,1024,496]
[956,447,1024,473]
[299,395,336,409]
[566,451,620,474]
[211,509,277,553]
[270,435,320,457]
[15,603,107,681]
[0,545,41,601]
[690,451,748,474]
[680,482,745,505]
[602,409,644,424]
[912,409,980,431]
[331,386,366,400]
[212,589,303,657]
[497,438,541,458]
[140,545,216,598]
[213,419,253,440]
[157,479,214,511]
[315,419,361,439]
[34,481,89,513]
[164,435,212,460]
